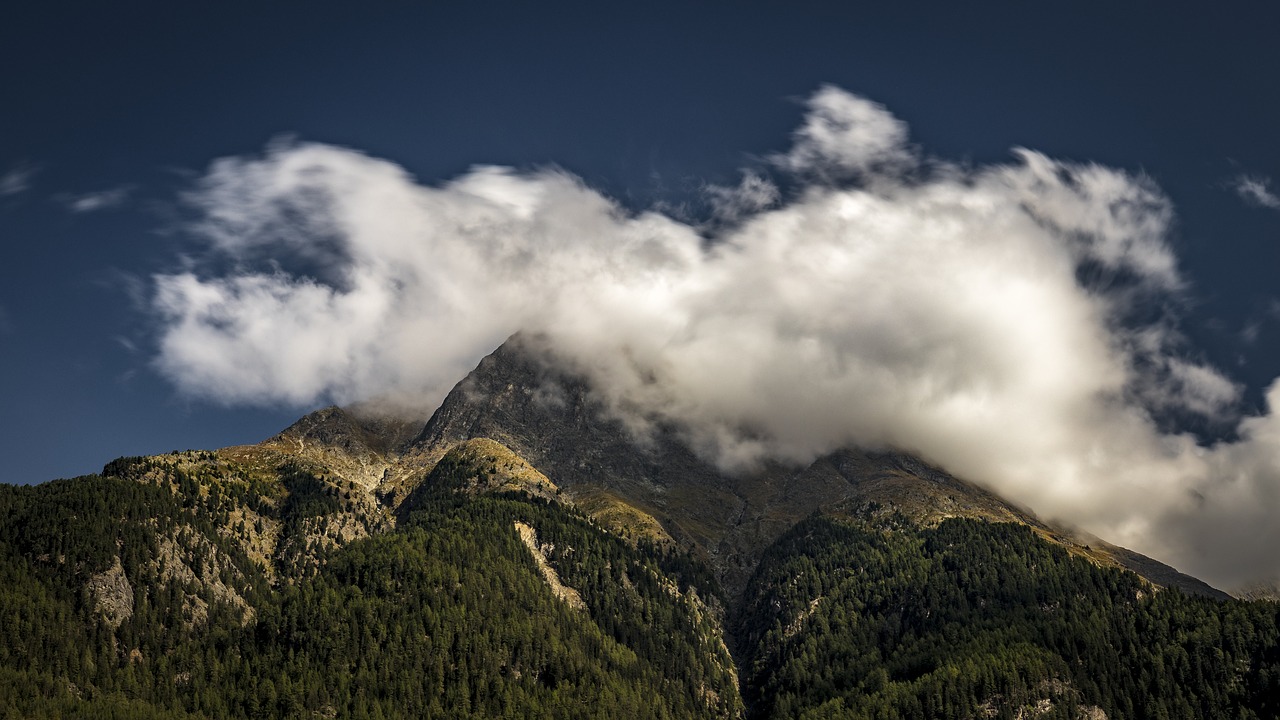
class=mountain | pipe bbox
[393,336,1227,601]
[1,337,1277,718]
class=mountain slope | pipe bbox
[2,336,1271,718]
[399,337,1225,600]
[0,461,742,718]
[734,513,1280,719]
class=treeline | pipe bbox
[735,514,1280,719]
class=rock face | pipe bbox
[85,555,133,629]
[260,406,422,490]
[513,521,586,610]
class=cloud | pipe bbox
[0,164,35,196]
[62,185,133,213]
[1242,322,1260,345]
[152,87,1280,588]
[705,171,780,222]
[1232,174,1280,210]
[775,85,914,179]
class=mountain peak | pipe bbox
[394,338,1229,599]
[268,405,421,457]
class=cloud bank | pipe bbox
[152,87,1280,587]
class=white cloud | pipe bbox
[152,87,1280,588]
[63,185,133,213]
[1232,174,1280,210]
[1162,359,1242,418]
[775,85,914,178]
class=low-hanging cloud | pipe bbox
[152,87,1280,588]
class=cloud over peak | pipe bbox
[150,87,1280,587]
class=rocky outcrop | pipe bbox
[86,555,133,629]
[149,531,254,626]
[259,406,423,490]
[514,521,585,610]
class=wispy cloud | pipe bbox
[1232,174,1280,210]
[150,87,1280,587]
[1242,321,1260,345]
[61,185,133,213]
[704,171,780,222]
[0,164,36,196]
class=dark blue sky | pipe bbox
[3,1,1279,484]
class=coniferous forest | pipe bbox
[2,445,1280,719]
[0,456,738,719]
[736,514,1280,719]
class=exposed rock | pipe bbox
[259,406,422,490]
[85,555,133,629]
[978,679,1104,720]
[149,532,253,626]
[514,521,585,610]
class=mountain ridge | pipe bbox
[262,336,1227,600]
[4,336,1279,718]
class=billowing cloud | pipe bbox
[1232,174,1280,210]
[152,87,1280,588]
[63,185,133,213]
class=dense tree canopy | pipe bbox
[0,462,739,719]
[736,514,1280,719]
[2,454,1280,719]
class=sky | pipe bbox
[4,2,1280,586]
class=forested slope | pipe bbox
[735,513,1280,719]
[0,453,741,719]
[4,350,1280,719]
